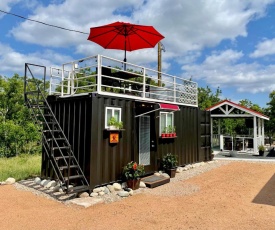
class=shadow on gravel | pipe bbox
[252,173,275,207]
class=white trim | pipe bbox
[211,114,254,118]
[253,116,257,154]
[105,107,122,129]
[159,112,174,136]
[208,101,269,120]
[99,91,198,107]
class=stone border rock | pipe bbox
[5,160,229,208]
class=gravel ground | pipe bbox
[2,159,275,230]
[13,160,230,204]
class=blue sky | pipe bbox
[1,0,275,108]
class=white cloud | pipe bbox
[0,42,73,76]
[250,38,275,58]
[0,0,21,19]
[182,49,275,94]
[1,0,275,98]
[9,0,275,59]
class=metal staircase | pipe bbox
[24,63,90,194]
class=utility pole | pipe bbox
[158,42,165,86]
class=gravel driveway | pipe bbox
[1,159,275,230]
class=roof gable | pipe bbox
[206,100,269,120]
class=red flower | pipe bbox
[133,163,137,170]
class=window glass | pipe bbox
[107,109,112,125]
[105,107,121,128]
[167,114,173,126]
[159,112,174,136]
[160,113,166,133]
[114,109,120,121]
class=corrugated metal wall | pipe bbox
[43,94,211,188]
[156,106,201,166]
[45,95,93,181]
[89,94,134,187]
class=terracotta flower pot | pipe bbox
[161,133,165,138]
[126,179,141,190]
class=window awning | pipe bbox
[159,103,179,111]
[135,103,180,118]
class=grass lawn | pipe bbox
[0,154,41,182]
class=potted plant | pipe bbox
[108,117,123,130]
[108,116,118,130]
[229,132,238,157]
[172,126,176,137]
[165,126,169,137]
[161,127,167,138]
[167,125,173,137]
[116,120,123,129]
[122,161,145,190]
[258,145,265,156]
[161,153,178,178]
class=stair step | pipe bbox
[43,130,62,133]
[25,91,39,94]
[59,165,78,170]
[64,175,83,181]
[42,114,52,117]
[44,121,57,124]
[29,104,47,108]
[55,156,71,161]
[52,146,70,150]
[47,138,66,142]
[67,185,90,194]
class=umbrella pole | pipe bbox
[124,38,127,70]
[124,50,126,70]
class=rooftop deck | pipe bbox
[49,55,198,106]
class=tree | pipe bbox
[198,86,222,110]
[265,91,275,141]
[0,74,40,157]
[239,99,263,113]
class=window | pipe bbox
[105,107,121,128]
[160,112,174,136]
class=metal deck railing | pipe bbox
[49,55,198,107]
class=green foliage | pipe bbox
[107,116,123,129]
[122,161,145,180]
[0,154,41,181]
[198,86,221,110]
[161,153,178,169]
[265,91,275,139]
[0,74,41,157]
[258,145,265,151]
[239,99,263,113]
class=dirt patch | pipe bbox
[1,161,275,229]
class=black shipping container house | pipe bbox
[24,55,211,192]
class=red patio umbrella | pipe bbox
[87,21,164,65]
